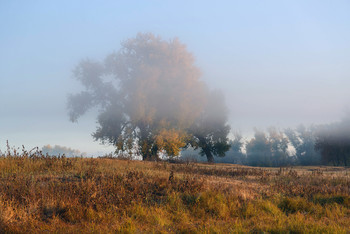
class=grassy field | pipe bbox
[0,155,349,233]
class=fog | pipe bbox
[41,144,85,157]
[1,1,350,155]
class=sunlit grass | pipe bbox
[0,151,349,232]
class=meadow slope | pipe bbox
[0,155,349,233]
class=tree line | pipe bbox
[182,120,350,167]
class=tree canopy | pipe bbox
[68,33,230,161]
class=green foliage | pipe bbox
[278,197,312,214]
[313,195,350,208]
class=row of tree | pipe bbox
[182,120,350,167]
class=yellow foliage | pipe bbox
[154,128,187,156]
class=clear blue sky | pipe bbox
[1,1,350,155]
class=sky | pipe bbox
[1,1,350,155]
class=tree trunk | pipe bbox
[204,149,214,163]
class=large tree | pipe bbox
[68,33,229,161]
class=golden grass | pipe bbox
[0,155,349,233]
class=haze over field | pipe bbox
[1,1,350,155]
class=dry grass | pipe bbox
[0,154,349,233]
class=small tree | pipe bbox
[188,90,231,163]
[219,132,246,164]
